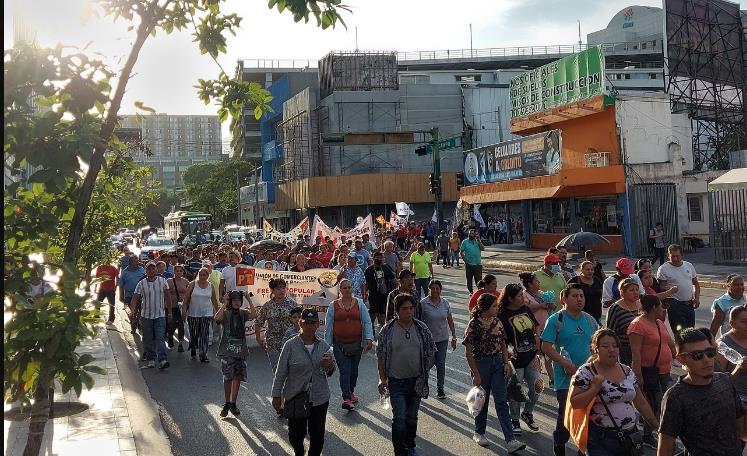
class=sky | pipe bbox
[4,0,745,148]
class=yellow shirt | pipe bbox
[409,251,432,279]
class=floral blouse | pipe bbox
[462,317,506,360]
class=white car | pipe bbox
[227,231,246,243]
[140,237,176,261]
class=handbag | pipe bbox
[591,364,644,456]
[564,381,595,454]
[337,340,363,357]
[640,320,662,391]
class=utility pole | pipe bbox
[469,24,473,57]
[430,127,445,231]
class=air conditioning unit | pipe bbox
[585,152,610,168]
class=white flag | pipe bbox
[395,202,414,217]
[473,204,486,228]
[431,209,438,223]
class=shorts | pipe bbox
[368,294,387,315]
[220,357,247,382]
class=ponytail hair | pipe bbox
[471,293,498,319]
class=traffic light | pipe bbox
[429,173,441,194]
[415,144,428,156]
[456,172,465,191]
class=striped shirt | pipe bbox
[134,276,170,319]
[605,302,638,364]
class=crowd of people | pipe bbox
[94,228,747,456]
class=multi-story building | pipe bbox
[120,114,224,191]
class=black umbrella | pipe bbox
[249,239,286,255]
[556,231,610,248]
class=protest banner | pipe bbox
[341,214,374,239]
[311,214,341,245]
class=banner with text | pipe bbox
[267,216,310,241]
[463,130,562,185]
[510,46,605,119]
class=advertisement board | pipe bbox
[462,130,562,185]
[510,47,606,119]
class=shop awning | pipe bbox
[708,168,747,192]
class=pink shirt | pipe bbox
[627,317,673,374]
[524,291,549,332]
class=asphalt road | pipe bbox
[123,265,726,456]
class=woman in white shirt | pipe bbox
[183,267,219,362]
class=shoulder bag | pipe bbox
[590,364,644,456]
[283,342,314,420]
[640,320,662,391]
[564,366,596,454]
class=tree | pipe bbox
[182,159,257,224]
[4,2,349,454]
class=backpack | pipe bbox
[554,310,597,336]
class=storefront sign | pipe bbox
[462,130,562,185]
[510,46,606,119]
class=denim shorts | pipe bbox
[220,356,247,382]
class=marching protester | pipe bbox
[448,231,461,268]
[129,261,172,370]
[255,278,298,375]
[272,309,336,456]
[364,250,396,334]
[710,274,745,338]
[718,306,747,407]
[628,295,675,448]
[324,278,374,410]
[419,280,457,400]
[377,293,436,456]
[519,271,554,387]
[95,260,118,324]
[215,290,255,417]
[656,244,700,336]
[556,246,575,282]
[464,293,527,452]
[340,252,367,301]
[409,242,433,300]
[658,327,747,455]
[497,283,542,435]
[436,230,450,267]
[219,250,242,302]
[460,228,484,294]
[468,274,500,313]
[182,267,220,362]
[568,328,659,456]
[605,279,642,365]
[567,261,603,323]
[602,258,643,308]
[382,240,402,275]
[540,284,599,456]
[535,254,565,313]
[120,255,145,335]
[584,250,606,283]
[166,264,189,352]
[385,269,422,322]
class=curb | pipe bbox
[482,260,725,290]
[107,308,173,456]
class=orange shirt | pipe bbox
[332,300,363,343]
[468,289,501,312]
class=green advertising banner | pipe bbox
[510,46,606,119]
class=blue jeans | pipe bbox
[388,376,421,456]
[474,354,514,443]
[432,340,448,389]
[449,251,460,266]
[267,349,280,374]
[509,363,540,419]
[333,343,362,400]
[142,317,167,362]
[553,389,570,446]
[414,278,430,299]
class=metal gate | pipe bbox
[628,183,680,258]
[710,189,747,265]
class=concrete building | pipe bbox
[120,114,223,191]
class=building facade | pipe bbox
[120,114,223,191]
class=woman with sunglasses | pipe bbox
[627,295,675,448]
[497,283,542,435]
[605,279,641,365]
[569,329,658,456]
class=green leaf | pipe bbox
[77,353,95,365]
[253,105,262,120]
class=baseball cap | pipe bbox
[300,309,319,322]
[229,290,243,301]
[615,258,634,275]
[399,269,414,279]
[543,254,559,264]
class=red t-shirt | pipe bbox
[468,289,501,312]
[96,265,118,292]
[312,251,334,268]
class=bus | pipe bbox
[163,211,212,243]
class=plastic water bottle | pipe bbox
[718,343,745,365]
[380,389,391,411]
[560,347,571,361]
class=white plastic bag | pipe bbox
[465,386,486,418]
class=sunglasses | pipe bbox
[681,347,717,361]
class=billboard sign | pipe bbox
[462,130,562,185]
[510,46,606,119]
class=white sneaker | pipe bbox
[472,433,489,447]
[506,440,526,453]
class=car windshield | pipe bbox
[146,238,174,247]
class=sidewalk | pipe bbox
[479,244,735,288]
[4,314,171,456]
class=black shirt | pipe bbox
[498,305,539,368]
[568,276,603,323]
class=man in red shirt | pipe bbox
[96,262,119,323]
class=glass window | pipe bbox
[687,195,703,222]
[532,199,570,234]
[575,197,621,235]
